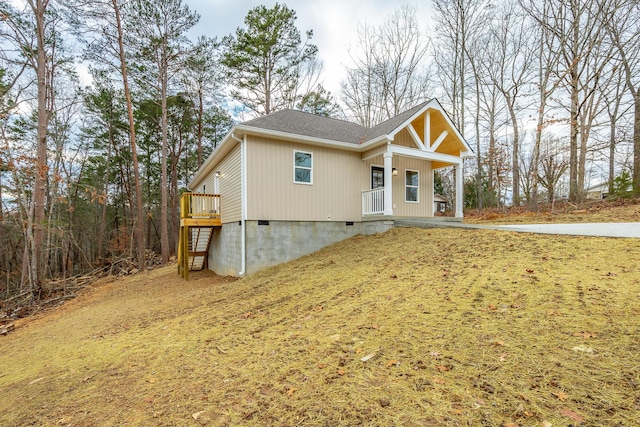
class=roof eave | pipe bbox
[188,130,238,190]
[234,124,363,151]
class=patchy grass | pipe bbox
[1,228,639,426]
[465,197,640,224]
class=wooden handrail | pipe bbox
[180,192,221,219]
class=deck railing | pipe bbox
[362,187,385,216]
[180,192,221,219]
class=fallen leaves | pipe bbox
[285,386,297,396]
[560,407,585,422]
[432,376,446,384]
[573,331,597,339]
[386,360,399,368]
[553,391,568,401]
[435,365,450,372]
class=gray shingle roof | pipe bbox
[364,101,431,140]
[240,101,433,144]
[241,110,367,144]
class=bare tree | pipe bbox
[538,136,569,204]
[606,0,640,192]
[485,5,535,206]
[432,0,490,208]
[341,5,431,126]
[522,0,614,201]
[432,0,490,132]
[1,0,55,293]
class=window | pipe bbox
[405,170,419,202]
[294,150,313,184]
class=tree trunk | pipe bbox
[197,88,203,168]
[29,0,50,290]
[113,0,145,270]
[507,99,520,206]
[569,66,580,202]
[160,66,170,263]
[609,120,616,194]
[634,97,640,192]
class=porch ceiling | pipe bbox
[410,108,466,157]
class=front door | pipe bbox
[369,166,385,214]
[371,166,384,189]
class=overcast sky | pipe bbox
[185,0,432,96]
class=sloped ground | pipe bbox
[465,197,640,224]
[1,228,639,426]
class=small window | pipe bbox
[294,150,313,184]
[405,170,419,202]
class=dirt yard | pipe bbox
[1,225,639,425]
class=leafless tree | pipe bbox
[1,0,56,293]
[484,5,536,206]
[538,136,569,204]
[432,0,490,133]
[341,5,431,126]
[606,0,640,192]
[522,0,615,202]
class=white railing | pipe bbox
[362,187,385,216]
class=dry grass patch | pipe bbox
[465,197,640,224]
[1,228,639,426]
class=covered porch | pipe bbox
[360,104,472,219]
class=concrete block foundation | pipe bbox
[208,220,394,276]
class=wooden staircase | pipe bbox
[177,192,221,280]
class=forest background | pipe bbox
[0,0,639,305]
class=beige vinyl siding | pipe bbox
[246,136,366,221]
[195,172,214,194]
[362,145,386,160]
[394,157,432,217]
[195,144,242,224]
[218,145,242,223]
[393,128,419,148]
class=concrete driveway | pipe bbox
[474,222,640,238]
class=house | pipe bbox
[434,194,448,214]
[586,182,609,200]
[178,99,474,278]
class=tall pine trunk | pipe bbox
[160,62,170,263]
[113,0,145,271]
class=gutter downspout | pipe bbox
[230,132,246,276]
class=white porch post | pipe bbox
[428,168,435,217]
[383,151,393,216]
[455,162,464,218]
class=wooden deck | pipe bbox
[177,193,221,280]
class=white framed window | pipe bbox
[294,150,313,184]
[405,169,419,202]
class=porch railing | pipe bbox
[362,187,385,216]
[180,192,221,219]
